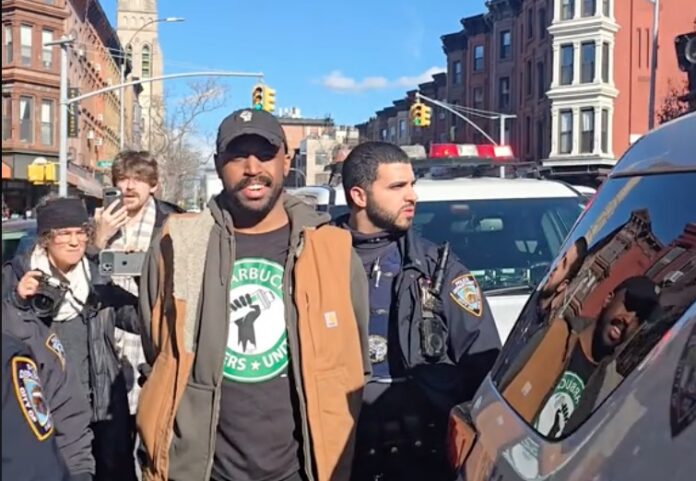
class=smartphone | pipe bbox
[103,187,123,212]
[99,250,146,277]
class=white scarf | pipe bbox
[30,247,91,322]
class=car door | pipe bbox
[449,114,696,481]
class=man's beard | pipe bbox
[365,195,413,233]
[225,175,283,223]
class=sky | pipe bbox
[101,0,486,137]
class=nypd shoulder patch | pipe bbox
[45,333,66,370]
[11,356,54,441]
[450,273,483,317]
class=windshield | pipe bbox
[332,197,583,292]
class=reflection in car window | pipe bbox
[332,198,582,291]
[493,172,696,440]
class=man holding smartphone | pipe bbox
[92,150,182,473]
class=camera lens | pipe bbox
[31,293,56,317]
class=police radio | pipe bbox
[419,242,450,361]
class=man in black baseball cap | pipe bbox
[214,108,290,227]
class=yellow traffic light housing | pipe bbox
[27,162,58,184]
[262,86,276,113]
[410,101,432,128]
[420,105,432,127]
[251,84,277,113]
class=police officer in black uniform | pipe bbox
[336,142,502,481]
[2,332,71,481]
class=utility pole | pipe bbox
[44,36,75,197]
[499,114,516,145]
[648,0,660,130]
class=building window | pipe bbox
[603,0,610,16]
[2,95,11,141]
[4,25,12,63]
[602,42,610,82]
[498,78,510,110]
[582,0,596,17]
[500,30,511,59]
[526,60,533,96]
[527,9,533,39]
[380,128,387,141]
[539,8,547,39]
[40,99,53,145]
[41,29,53,69]
[559,110,573,154]
[453,60,462,84]
[473,87,484,110]
[141,44,151,78]
[19,96,33,143]
[601,109,609,153]
[473,45,484,72]
[536,118,544,159]
[389,126,396,141]
[20,25,32,66]
[561,0,575,20]
[537,61,546,98]
[399,119,406,139]
[581,108,595,153]
[560,44,574,85]
[581,42,596,83]
[125,44,133,64]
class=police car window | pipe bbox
[330,198,581,292]
[493,172,696,441]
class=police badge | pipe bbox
[368,335,388,364]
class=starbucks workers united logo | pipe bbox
[224,258,288,383]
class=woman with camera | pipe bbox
[2,195,137,481]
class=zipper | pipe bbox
[204,232,235,480]
[286,230,315,481]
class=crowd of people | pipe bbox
[5,108,656,481]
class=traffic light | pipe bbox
[252,84,264,110]
[251,84,276,113]
[27,162,58,184]
[410,101,432,128]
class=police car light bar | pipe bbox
[429,143,515,160]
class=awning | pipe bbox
[2,162,11,179]
[68,164,103,198]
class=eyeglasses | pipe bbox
[51,229,89,244]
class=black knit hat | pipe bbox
[36,197,89,236]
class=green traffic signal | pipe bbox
[413,118,421,126]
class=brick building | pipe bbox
[2,0,125,213]
[356,0,694,185]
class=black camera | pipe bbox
[31,272,69,318]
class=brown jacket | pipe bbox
[136,195,370,481]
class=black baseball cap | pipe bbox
[215,108,287,155]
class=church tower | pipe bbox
[116,0,164,151]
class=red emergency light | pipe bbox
[428,143,515,160]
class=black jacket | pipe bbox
[2,299,95,479]
[337,216,502,412]
[2,254,133,423]
[1,332,76,481]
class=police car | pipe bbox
[448,112,696,481]
[290,164,585,343]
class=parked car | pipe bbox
[448,112,696,481]
[2,219,37,263]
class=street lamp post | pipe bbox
[119,16,184,150]
[44,36,75,197]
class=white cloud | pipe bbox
[321,70,389,92]
[321,67,444,93]
[394,66,446,88]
